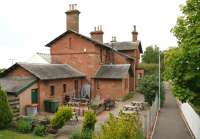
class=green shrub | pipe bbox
[51,106,73,129]
[70,130,82,139]
[0,87,13,129]
[16,118,32,133]
[122,91,134,101]
[136,128,145,139]
[89,104,99,111]
[81,128,93,139]
[34,124,47,136]
[69,128,93,139]
[94,113,143,139]
[82,111,96,131]
[137,74,165,106]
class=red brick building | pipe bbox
[0,4,143,115]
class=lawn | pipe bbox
[0,130,53,139]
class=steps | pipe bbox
[8,95,20,120]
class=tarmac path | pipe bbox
[153,82,192,139]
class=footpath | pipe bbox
[153,82,192,139]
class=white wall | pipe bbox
[180,103,200,139]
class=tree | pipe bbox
[142,46,159,64]
[94,113,144,139]
[137,74,165,106]
[165,0,200,105]
[141,46,164,75]
[0,87,13,129]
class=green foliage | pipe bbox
[94,113,144,139]
[122,91,134,101]
[165,0,200,105]
[89,104,99,111]
[0,130,52,139]
[33,124,47,137]
[142,46,159,64]
[137,74,165,106]
[51,106,73,129]
[69,128,93,139]
[139,63,158,75]
[82,111,96,131]
[70,130,82,139]
[81,128,93,139]
[0,87,13,129]
[16,118,32,133]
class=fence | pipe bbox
[143,94,159,139]
[179,102,200,139]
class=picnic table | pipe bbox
[131,101,145,110]
[123,105,139,111]
[121,110,138,114]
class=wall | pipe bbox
[94,78,129,100]
[113,52,129,64]
[7,66,33,77]
[180,102,200,139]
[38,78,84,111]
[136,68,144,87]
[51,33,101,82]
[18,83,38,115]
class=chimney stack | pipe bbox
[132,25,138,42]
[65,4,80,32]
[111,36,117,43]
[90,25,104,42]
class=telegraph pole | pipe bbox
[9,58,17,65]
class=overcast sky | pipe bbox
[0,0,185,68]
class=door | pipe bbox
[74,80,78,98]
[31,89,38,104]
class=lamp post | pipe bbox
[158,47,161,111]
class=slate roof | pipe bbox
[3,63,85,80]
[36,52,51,63]
[45,30,134,60]
[94,64,131,79]
[0,77,37,95]
[105,41,143,53]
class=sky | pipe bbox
[0,0,185,68]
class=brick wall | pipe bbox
[51,33,101,81]
[38,78,84,111]
[94,78,129,100]
[19,83,38,115]
[7,66,33,77]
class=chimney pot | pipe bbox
[132,25,138,42]
[111,36,117,42]
[134,25,136,32]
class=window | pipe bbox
[50,85,55,96]
[125,79,128,89]
[63,84,66,93]
[106,50,111,63]
[96,80,100,89]
[69,38,72,48]
[100,48,103,62]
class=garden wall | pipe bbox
[179,102,200,139]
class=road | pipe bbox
[153,82,192,139]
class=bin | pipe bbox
[26,104,38,116]
[44,100,50,112]
[49,99,59,113]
